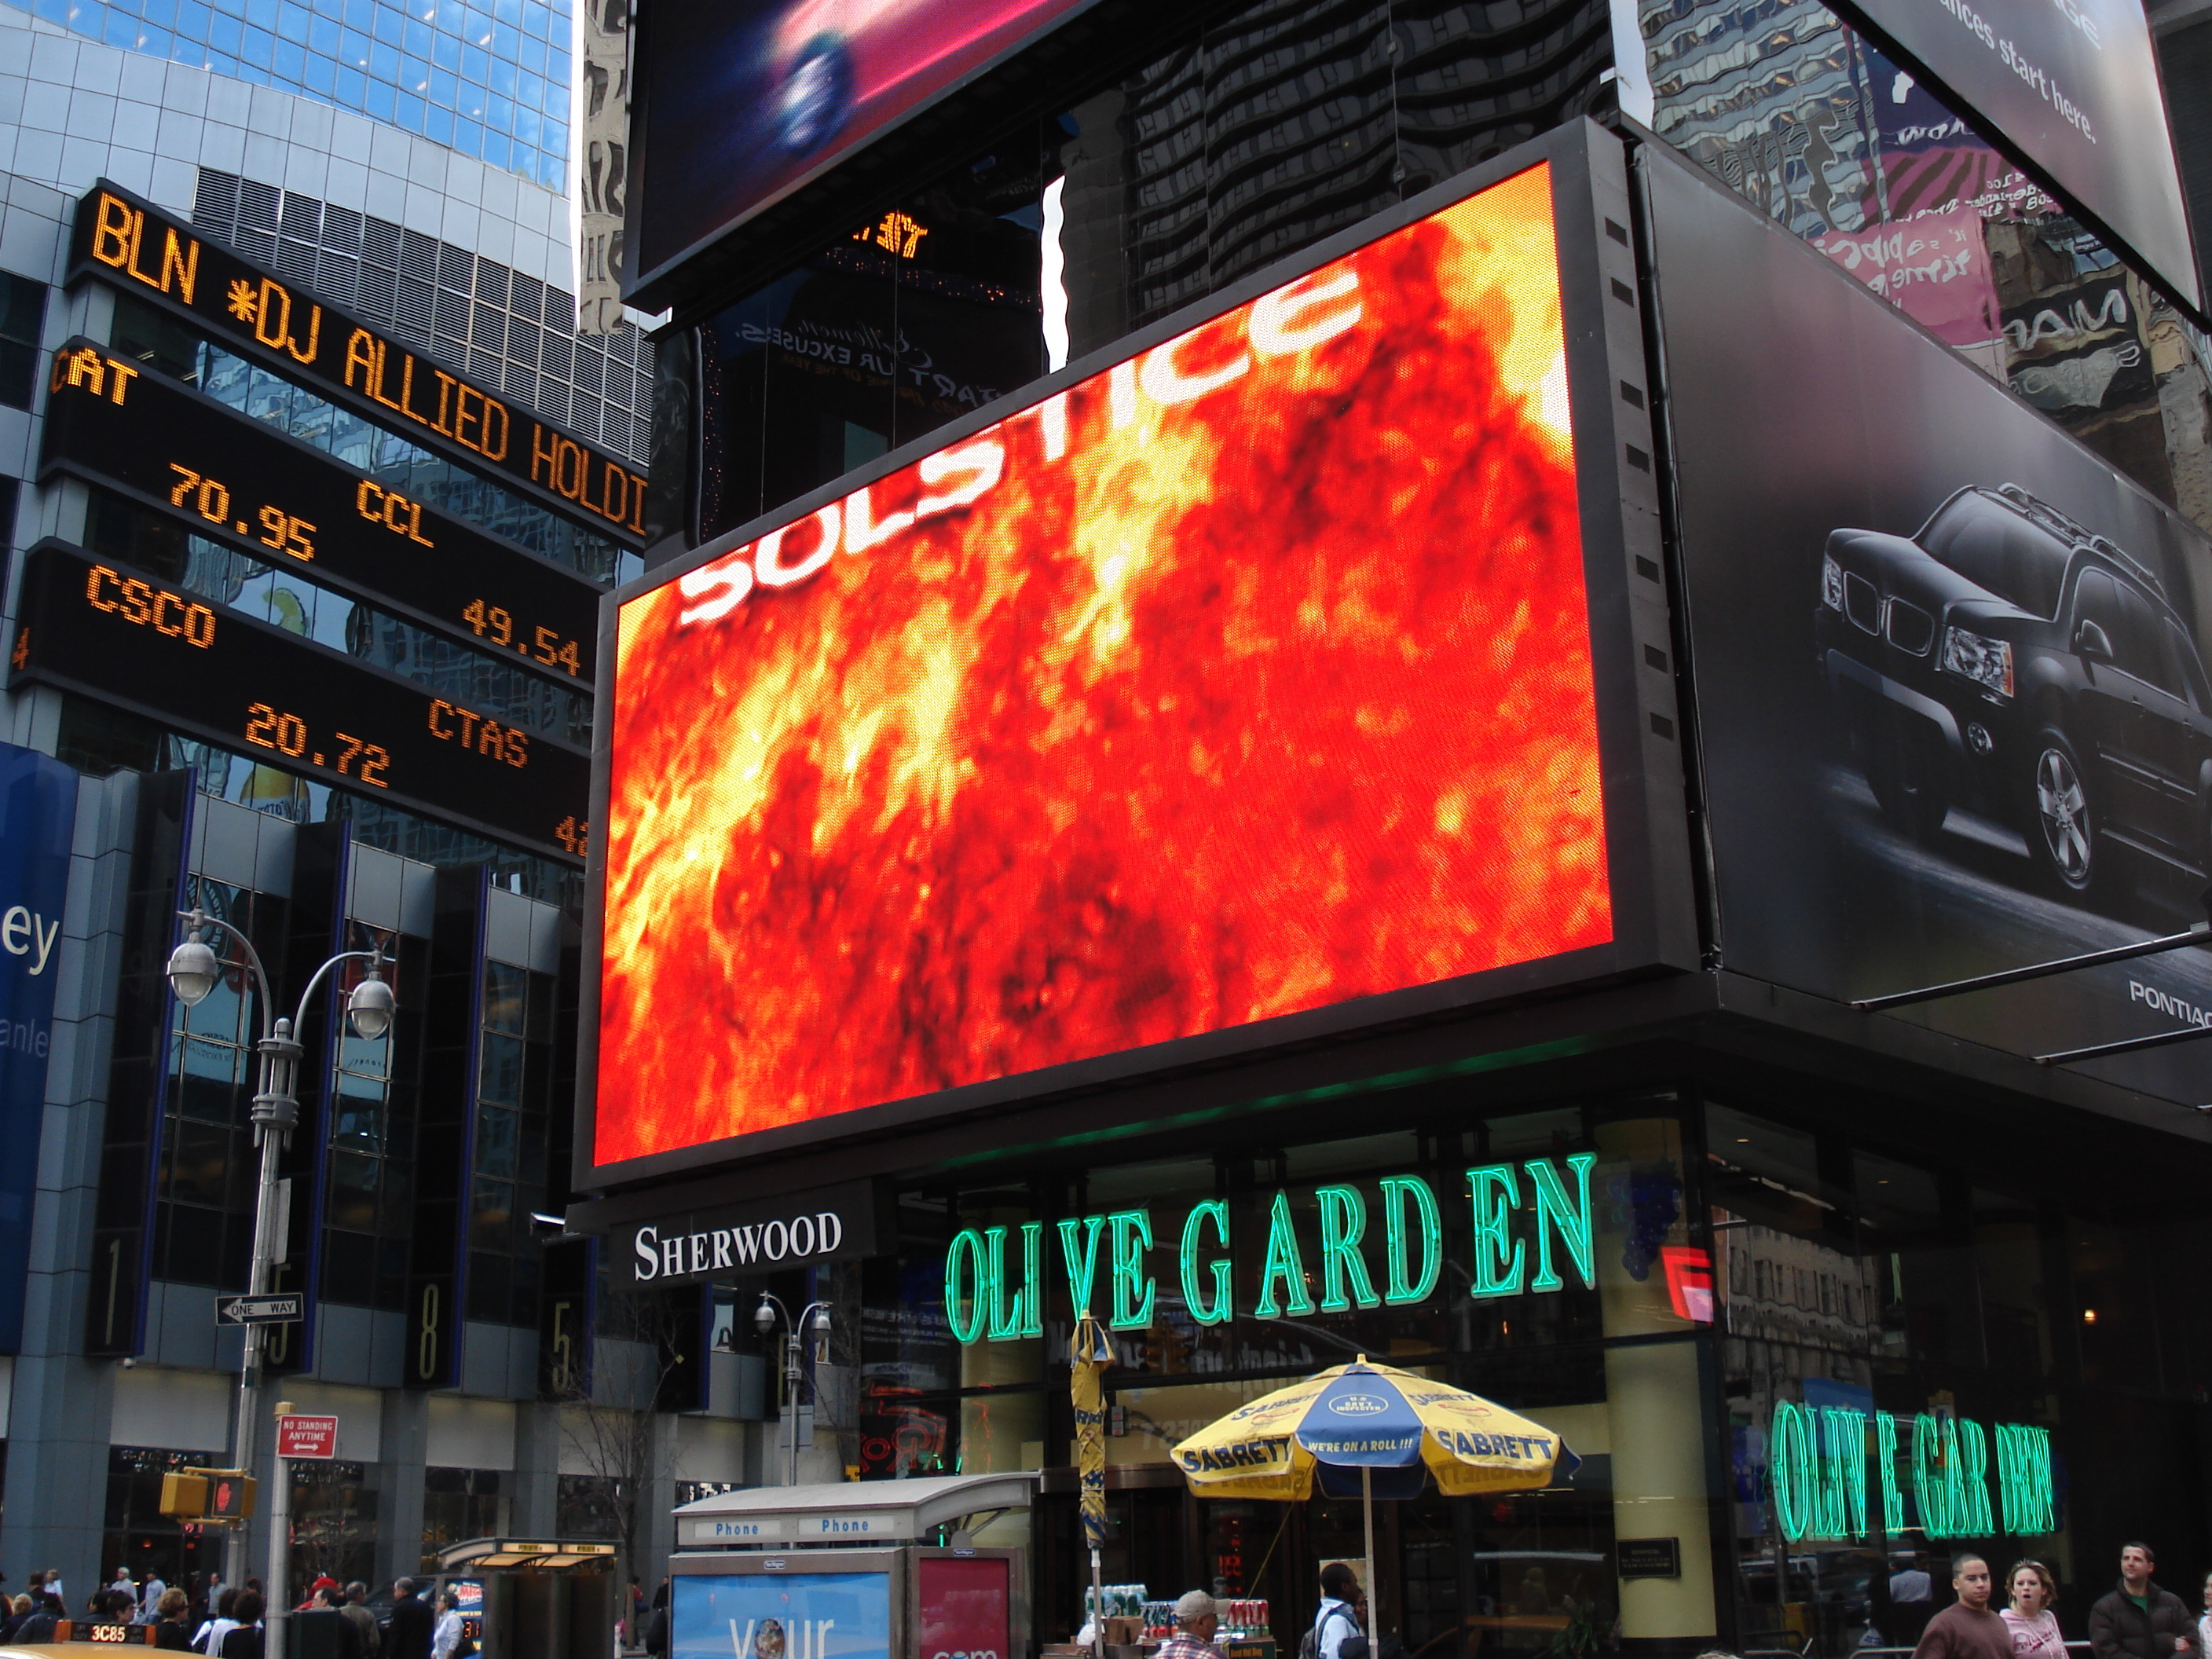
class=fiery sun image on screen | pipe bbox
[598,163,1606,1166]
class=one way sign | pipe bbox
[216,1295,302,1326]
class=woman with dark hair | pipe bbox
[194,1587,241,1656]
[219,1591,266,1659]
[2002,1562,2064,1659]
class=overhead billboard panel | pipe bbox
[1837,0,2199,310]
[628,0,1095,296]
[584,128,1696,1182]
[1650,137,2212,1102]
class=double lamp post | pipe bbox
[165,903,396,1654]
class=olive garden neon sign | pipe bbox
[942,1156,1598,1344]
[1767,1401,2057,1542]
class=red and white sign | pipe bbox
[276,1415,339,1459]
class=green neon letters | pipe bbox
[1468,1164,1526,1297]
[1379,1176,1441,1304]
[1254,1190,1317,1318]
[1772,1403,2056,1543]
[946,1160,1600,1343]
[1316,1186,1381,1312]
[1181,1200,1232,1325]
[944,1228,989,1344]
[1108,1209,1155,1329]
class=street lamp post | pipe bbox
[165,904,394,1657]
[753,1293,833,1486]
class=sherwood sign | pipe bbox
[944,1156,1598,1343]
[626,1181,878,1285]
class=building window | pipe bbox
[422,1467,504,1568]
[467,959,554,1325]
[0,271,46,410]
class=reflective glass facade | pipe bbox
[24,0,572,190]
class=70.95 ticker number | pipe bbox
[169,463,316,562]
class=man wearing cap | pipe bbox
[1158,1593,1225,1659]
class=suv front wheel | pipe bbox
[2027,729,2100,899]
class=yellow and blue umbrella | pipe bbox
[1170,1357,1577,1622]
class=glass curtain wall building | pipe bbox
[24,0,573,190]
[0,0,743,1603]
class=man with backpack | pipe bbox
[1303,1566,1363,1659]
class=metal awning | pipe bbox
[440,1539,621,1572]
[674,1471,1036,1549]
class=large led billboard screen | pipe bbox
[628,0,1095,297]
[1651,137,2212,1104]
[587,130,1694,1181]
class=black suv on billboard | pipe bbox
[1817,483,2212,900]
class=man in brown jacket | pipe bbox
[2091,1544,2200,1659]
[1910,1555,2012,1659]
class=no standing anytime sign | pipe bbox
[276,1415,338,1459]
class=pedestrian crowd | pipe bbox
[0,1568,471,1659]
[1690,1544,2212,1659]
[1900,1543,2206,1659]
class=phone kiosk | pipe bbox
[436,1536,621,1659]
[671,1473,1035,1659]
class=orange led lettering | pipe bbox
[502,729,528,767]
[371,337,411,414]
[530,423,559,488]
[428,699,455,740]
[86,566,119,611]
[343,329,379,397]
[478,394,507,461]
[593,461,628,526]
[90,193,136,273]
[555,438,585,500]
[159,227,199,306]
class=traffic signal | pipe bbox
[206,1470,257,1520]
[158,1472,208,1518]
[161,1469,256,1521]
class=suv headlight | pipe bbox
[1942,626,2015,698]
[1821,554,1844,611]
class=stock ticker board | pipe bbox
[42,342,599,683]
[7,540,593,862]
[68,179,648,544]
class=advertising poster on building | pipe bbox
[672,1573,892,1659]
[593,153,1687,1175]
[1839,0,2199,309]
[1650,142,2212,1101]
[0,741,76,1352]
[631,0,1095,291]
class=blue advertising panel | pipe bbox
[674,1574,891,1659]
[0,740,77,1352]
